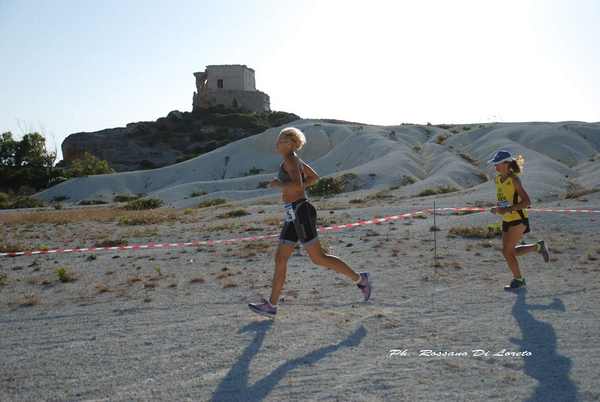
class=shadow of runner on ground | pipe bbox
[210,320,367,402]
[511,290,578,402]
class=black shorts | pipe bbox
[279,199,319,245]
[502,219,530,234]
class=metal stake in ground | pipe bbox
[433,200,438,268]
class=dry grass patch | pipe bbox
[262,217,281,226]
[450,261,463,270]
[217,209,251,219]
[127,276,142,285]
[216,271,234,279]
[118,210,178,225]
[235,241,273,258]
[418,185,459,197]
[459,152,479,166]
[564,182,600,199]
[95,283,111,294]
[448,223,502,239]
[18,293,40,307]
[222,280,238,289]
[198,199,228,208]
[26,276,52,286]
[0,241,28,253]
[366,191,394,201]
[453,210,481,216]
[122,198,163,210]
[0,206,190,226]
[124,227,160,238]
[95,238,128,248]
[0,208,118,225]
[205,222,240,233]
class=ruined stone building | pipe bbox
[192,65,270,113]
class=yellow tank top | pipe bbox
[495,175,528,222]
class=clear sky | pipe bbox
[1,0,599,161]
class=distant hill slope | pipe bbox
[61,109,300,171]
[40,120,600,207]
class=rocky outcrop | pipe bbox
[61,109,299,172]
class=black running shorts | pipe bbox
[502,219,530,234]
[279,199,319,245]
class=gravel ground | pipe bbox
[1,193,600,401]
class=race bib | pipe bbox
[284,203,296,222]
[497,201,510,208]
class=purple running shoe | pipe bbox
[357,272,372,301]
[248,298,277,318]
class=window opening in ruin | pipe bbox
[217,79,223,89]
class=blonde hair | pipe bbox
[509,154,525,175]
[279,127,306,151]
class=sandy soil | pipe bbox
[2,189,600,401]
[1,121,600,401]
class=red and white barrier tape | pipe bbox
[2,207,598,258]
[429,207,600,214]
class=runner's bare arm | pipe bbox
[300,162,319,187]
[510,176,531,211]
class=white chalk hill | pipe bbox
[37,120,600,207]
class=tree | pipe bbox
[0,132,18,166]
[68,152,114,177]
[0,131,57,192]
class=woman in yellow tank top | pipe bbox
[488,150,549,290]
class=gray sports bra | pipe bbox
[278,160,306,183]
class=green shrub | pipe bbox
[198,198,227,208]
[418,188,437,197]
[307,173,359,197]
[68,152,114,177]
[113,194,143,203]
[0,192,11,209]
[435,135,447,144]
[95,238,128,247]
[79,199,108,205]
[217,209,250,219]
[417,185,459,197]
[190,191,207,198]
[392,176,417,189]
[122,198,163,210]
[243,166,264,176]
[6,196,47,209]
[308,177,344,197]
[459,153,478,166]
[56,267,74,283]
[139,160,157,170]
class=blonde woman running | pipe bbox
[488,150,550,290]
[249,127,371,317]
